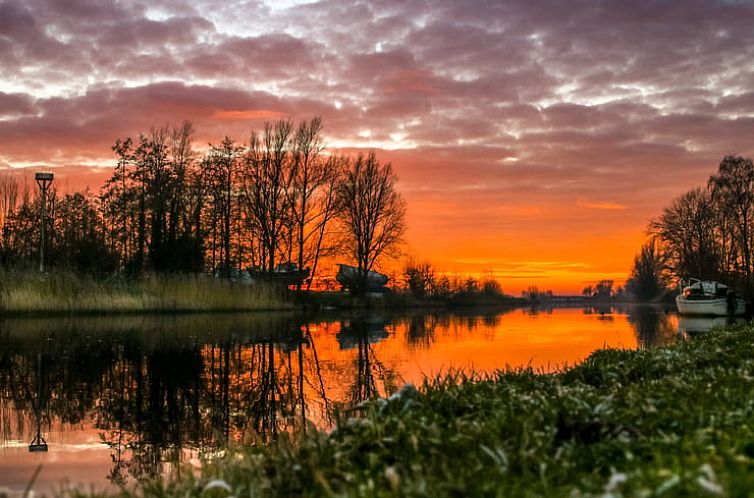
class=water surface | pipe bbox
[0,305,707,494]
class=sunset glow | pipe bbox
[0,308,674,492]
[2,0,754,292]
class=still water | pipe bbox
[0,305,731,494]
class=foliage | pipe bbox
[403,259,435,298]
[581,280,614,300]
[626,239,669,300]
[523,286,553,301]
[100,123,206,274]
[2,188,117,274]
[481,277,503,296]
[397,261,513,306]
[203,135,243,277]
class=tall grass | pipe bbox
[0,271,293,314]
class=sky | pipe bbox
[1,0,754,293]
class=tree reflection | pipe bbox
[336,317,400,404]
[406,315,434,350]
[29,352,49,452]
[0,315,336,486]
[627,305,676,347]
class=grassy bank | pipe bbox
[0,272,293,314]
[0,272,529,315]
[103,321,754,497]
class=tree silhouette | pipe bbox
[626,239,668,300]
[709,155,754,288]
[650,187,723,281]
[336,153,406,296]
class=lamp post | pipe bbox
[34,172,54,273]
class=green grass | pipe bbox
[0,272,293,314]
[77,321,754,498]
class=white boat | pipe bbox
[675,279,746,316]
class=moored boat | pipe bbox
[336,264,389,293]
[675,278,746,316]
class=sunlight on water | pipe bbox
[0,305,685,493]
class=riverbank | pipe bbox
[0,271,532,315]
[0,272,293,314]
[81,320,751,497]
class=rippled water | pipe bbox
[0,304,729,494]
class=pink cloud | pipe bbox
[1,0,754,291]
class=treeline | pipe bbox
[0,118,406,295]
[402,259,513,305]
[628,155,754,299]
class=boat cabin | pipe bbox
[682,280,729,300]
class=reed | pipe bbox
[0,271,293,314]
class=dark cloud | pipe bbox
[0,92,36,116]
[2,0,754,289]
[0,1,36,41]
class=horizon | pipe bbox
[2,0,754,293]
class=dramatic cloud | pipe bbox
[1,0,753,291]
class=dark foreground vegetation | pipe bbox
[69,321,754,497]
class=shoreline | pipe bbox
[62,320,754,497]
[0,271,671,316]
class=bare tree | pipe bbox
[243,120,295,275]
[205,136,243,277]
[288,117,344,288]
[650,187,723,280]
[336,152,406,296]
[305,156,344,289]
[709,155,754,281]
[166,122,196,248]
[290,117,324,282]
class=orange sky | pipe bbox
[2,0,754,293]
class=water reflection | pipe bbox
[0,306,679,493]
[28,353,49,453]
[626,305,679,347]
[677,316,744,336]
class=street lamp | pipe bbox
[34,172,53,273]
